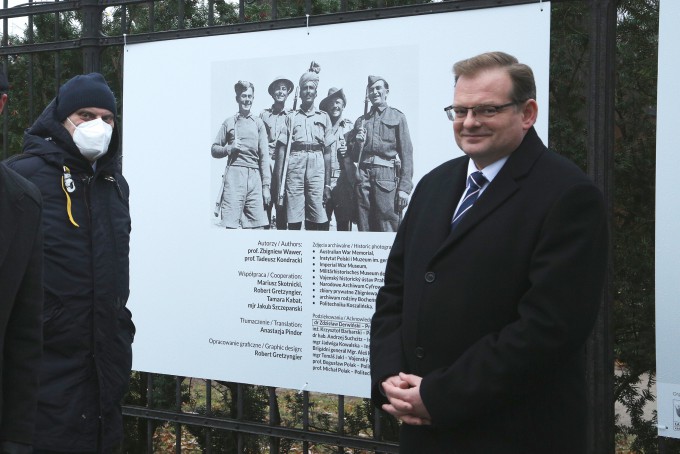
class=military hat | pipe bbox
[299,61,321,88]
[367,75,387,88]
[268,77,294,97]
[319,87,346,113]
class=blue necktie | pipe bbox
[451,171,488,231]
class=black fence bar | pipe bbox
[0,0,543,56]
[1,0,7,159]
[175,376,182,454]
[0,0,77,19]
[27,14,34,123]
[123,403,400,452]
[146,373,153,451]
[237,383,244,453]
[206,379,213,454]
[178,0,184,29]
[586,0,616,453]
[337,394,345,453]
[81,0,102,73]
[267,386,279,454]
[302,390,310,453]
[148,0,155,32]
[121,4,127,36]
[53,2,60,93]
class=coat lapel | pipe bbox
[426,158,468,245]
[433,128,546,259]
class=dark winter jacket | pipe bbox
[0,163,42,453]
[6,100,134,452]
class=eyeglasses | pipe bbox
[444,101,522,122]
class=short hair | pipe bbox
[452,51,536,103]
[234,80,254,96]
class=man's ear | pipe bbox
[521,99,538,130]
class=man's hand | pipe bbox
[323,186,332,205]
[262,185,271,206]
[227,138,245,156]
[354,125,366,143]
[397,190,409,210]
[381,372,431,425]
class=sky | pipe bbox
[2,0,30,37]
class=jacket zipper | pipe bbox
[82,174,105,444]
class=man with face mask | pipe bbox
[212,80,270,229]
[6,73,135,454]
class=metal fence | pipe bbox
[122,373,399,452]
[0,0,617,452]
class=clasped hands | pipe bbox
[381,372,432,425]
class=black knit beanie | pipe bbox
[55,73,117,121]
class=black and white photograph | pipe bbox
[210,48,418,232]
[122,4,550,397]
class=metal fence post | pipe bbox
[586,0,616,453]
[81,0,102,73]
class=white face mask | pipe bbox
[68,117,113,162]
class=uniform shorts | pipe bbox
[285,150,327,224]
[219,165,267,228]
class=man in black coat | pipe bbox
[370,52,608,453]
[6,73,134,453]
[0,69,43,454]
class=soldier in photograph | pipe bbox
[319,87,355,231]
[260,76,294,230]
[273,62,331,231]
[212,80,270,229]
[349,75,413,232]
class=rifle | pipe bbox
[393,157,403,223]
[214,123,238,218]
[277,86,300,206]
[214,172,226,218]
[354,85,370,182]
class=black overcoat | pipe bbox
[370,128,608,453]
[0,163,42,451]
